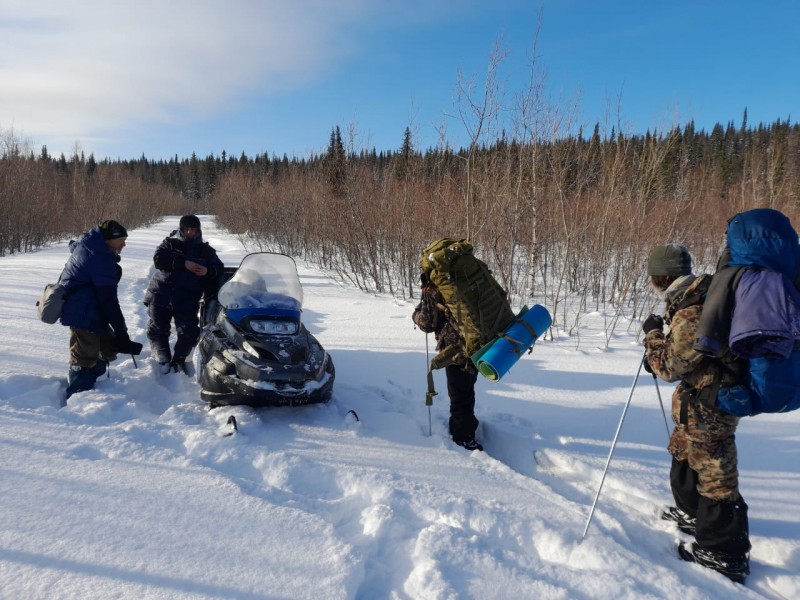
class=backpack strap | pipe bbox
[694,267,746,356]
[680,373,723,425]
[494,317,538,356]
[426,344,467,401]
[425,369,437,406]
[425,345,452,401]
[679,392,690,425]
[667,274,711,319]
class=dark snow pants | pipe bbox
[147,303,200,363]
[445,363,479,443]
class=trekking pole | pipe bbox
[581,354,645,540]
[425,333,432,436]
[131,355,138,369]
[651,370,671,441]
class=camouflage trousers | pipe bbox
[668,385,741,502]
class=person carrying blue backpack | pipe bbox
[644,208,800,584]
[642,243,750,584]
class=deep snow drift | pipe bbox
[1,217,798,599]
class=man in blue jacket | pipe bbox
[144,215,224,374]
[61,219,143,400]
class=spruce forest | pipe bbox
[2,112,799,341]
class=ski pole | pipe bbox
[651,371,670,441]
[641,349,672,440]
[582,355,645,540]
[425,333,432,436]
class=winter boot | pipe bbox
[661,506,697,535]
[169,357,192,376]
[678,542,749,584]
[455,437,484,452]
[149,338,171,369]
[157,360,173,375]
[65,365,100,399]
[89,360,108,380]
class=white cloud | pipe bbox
[0,0,371,143]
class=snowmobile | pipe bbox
[195,252,335,408]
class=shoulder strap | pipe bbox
[670,275,710,314]
[694,266,747,356]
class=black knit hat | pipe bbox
[99,219,128,240]
[179,215,201,230]
[647,244,692,276]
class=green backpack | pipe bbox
[420,239,515,397]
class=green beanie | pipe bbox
[647,244,692,276]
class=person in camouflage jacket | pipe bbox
[643,244,750,584]
[412,276,482,451]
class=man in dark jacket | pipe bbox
[144,215,224,374]
[643,244,750,584]
[412,276,483,451]
[60,219,143,400]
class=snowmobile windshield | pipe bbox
[218,253,303,325]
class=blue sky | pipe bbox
[1,1,797,161]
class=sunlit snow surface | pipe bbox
[1,217,797,599]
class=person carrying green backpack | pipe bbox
[412,239,515,451]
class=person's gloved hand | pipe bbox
[642,314,664,335]
[643,356,654,374]
[185,260,208,276]
[420,272,429,289]
[115,334,143,356]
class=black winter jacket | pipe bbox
[143,231,224,314]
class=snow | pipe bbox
[1,216,798,600]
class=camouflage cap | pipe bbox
[647,244,692,276]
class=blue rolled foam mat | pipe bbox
[473,304,552,381]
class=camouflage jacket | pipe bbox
[645,274,746,405]
[412,283,463,352]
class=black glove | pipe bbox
[642,356,654,374]
[115,334,143,356]
[642,314,664,334]
[420,272,429,288]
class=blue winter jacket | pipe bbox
[143,230,223,314]
[60,226,128,335]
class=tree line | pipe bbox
[0,134,187,254]
[211,115,800,341]
[2,113,799,344]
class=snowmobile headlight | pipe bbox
[249,319,298,335]
[242,340,261,358]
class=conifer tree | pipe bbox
[325,126,346,198]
